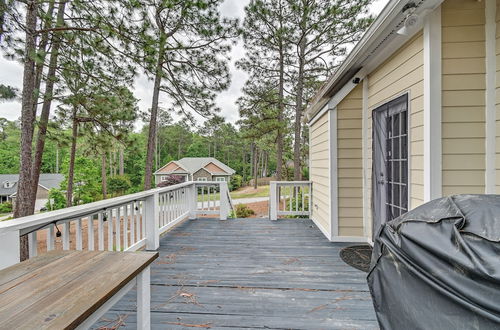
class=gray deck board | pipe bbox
[93,218,378,329]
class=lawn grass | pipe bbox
[197,185,270,202]
[230,185,269,199]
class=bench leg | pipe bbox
[137,266,151,330]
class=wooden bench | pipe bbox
[0,250,158,329]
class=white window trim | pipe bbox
[197,177,208,182]
[215,177,226,182]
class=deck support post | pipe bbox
[144,191,159,250]
[137,266,151,330]
[269,181,278,220]
[219,182,229,220]
[0,229,20,270]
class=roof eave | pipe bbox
[305,0,442,123]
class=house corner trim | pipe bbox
[423,6,442,202]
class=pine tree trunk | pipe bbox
[276,5,285,181]
[55,147,59,173]
[293,31,306,181]
[66,106,78,207]
[119,147,124,175]
[15,0,38,261]
[101,153,107,199]
[109,150,113,177]
[144,34,165,190]
[31,0,55,114]
[30,0,67,206]
[253,145,259,189]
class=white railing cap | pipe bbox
[0,181,199,234]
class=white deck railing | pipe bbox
[269,181,312,220]
[0,181,230,270]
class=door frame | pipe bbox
[370,91,411,237]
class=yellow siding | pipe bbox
[367,31,425,228]
[442,0,485,195]
[496,0,500,192]
[309,111,330,235]
[336,85,363,237]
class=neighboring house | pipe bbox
[154,157,235,185]
[0,174,64,211]
[306,0,498,243]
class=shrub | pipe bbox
[108,175,132,196]
[46,189,66,210]
[156,175,185,188]
[229,174,243,191]
[235,204,255,218]
[0,202,13,213]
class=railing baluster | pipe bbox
[88,215,94,251]
[28,232,37,258]
[98,211,104,251]
[141,201,146,241]
[107,209,113,251]
[300,187,306,211]
[130,202,135,245]
[123,204,129,250]
[47,224,55,251]
[116,207,121,251]
[76,218,82,251]
[136,201,142,240]
[62,222,70,250]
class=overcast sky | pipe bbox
[0,0,389,127]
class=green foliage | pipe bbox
[234,204,255,218]
[229,174,243,191]
[46,189,66,210]
[61,156,101,205]
[108,175,132,196]
[0,84,17,100]
[0,202,12,213]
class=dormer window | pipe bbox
[3,181,15,189]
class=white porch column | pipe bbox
[423,7,442,202]
[362,77,371,241]
[329,106,338,241]
[0,229,20,270]
[485,0,497,194]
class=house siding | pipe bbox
[367,31,425,231]
[193,168,212,181]
[336,85,363,237]
[310,110,330,236]
[442,0,486,195]
[496,0,500,192]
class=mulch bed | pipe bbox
[339,245,373,273]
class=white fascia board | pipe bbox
[308,69,366,126]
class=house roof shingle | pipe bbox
[154,157,235,176]
[0,174,64,196]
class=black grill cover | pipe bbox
[367,195,500,330]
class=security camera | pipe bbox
[404,13,419,29]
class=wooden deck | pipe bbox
[93,218,378,329]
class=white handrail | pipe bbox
[0,181,230,270]
[269,181,312,220]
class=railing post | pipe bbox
[308,182,313,217]
[0,229,20,270]
[219,182,229,221]
[270,181,278,220]
[188,183,197,220]
[144,191,160,250]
